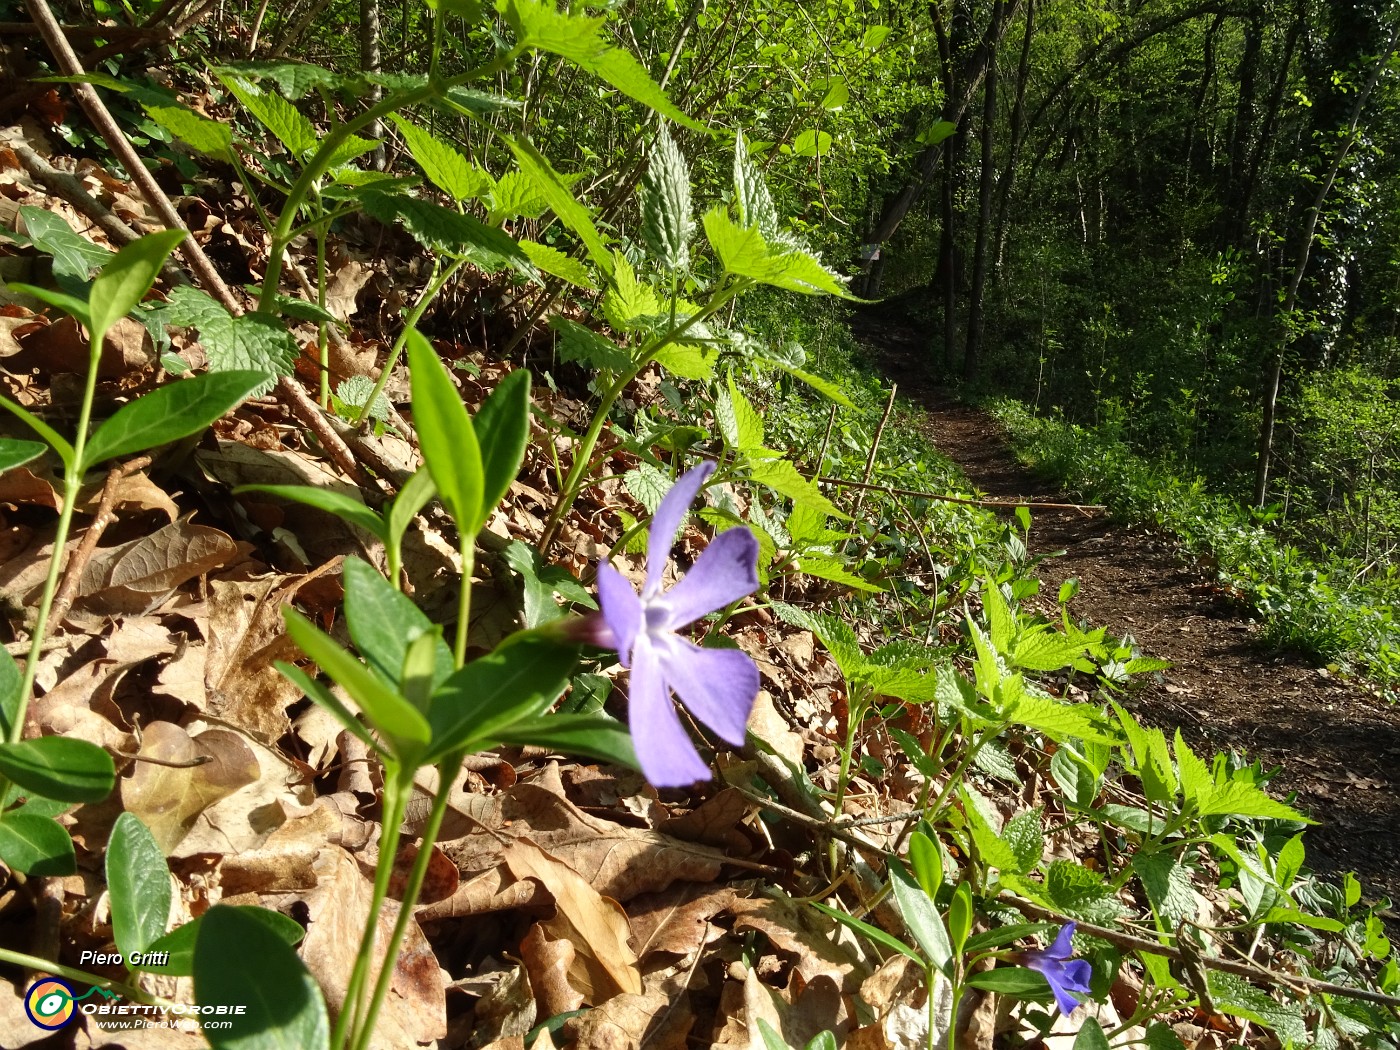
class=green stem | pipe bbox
[538,278,750,553]
[331,769,410,1050]
[0,948,169,1006]
[352,257,466,426]
[350,753,464,1050]
[454,539,476,669]
[11,331,103,744]
[314,190,330,408]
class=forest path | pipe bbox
[850,303,1400,920]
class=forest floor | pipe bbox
[851,302,1400,925]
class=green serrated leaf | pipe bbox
[550,316,630,370]
[520,240,595,290]
[502,0,704,131]
[220,74,318,158]
[161,287,296,394]
[387,115,491,202]
[361,191,533,275]
[746,459,846,520]
[144,104,233,156]
[640,127,693,271]
[505,136,612,276]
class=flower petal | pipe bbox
[628,640,712,787]
[654,527,759,630]
[1047,959,1092,1015]
[597,561,642,667]
[644,462,716,597]
[1047,922,1077,961]
[654,634,759,746]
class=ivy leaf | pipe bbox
[639,127,693,271]
[16,206,112,281]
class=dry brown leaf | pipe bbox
[121,721,259,853]
[425,779,734,919]
[658,788,756,855]
[301,846,446,1046]
[324,259,373,323]
[747,690,806,768]
[502,839,642,1001]
[520,922,584,1018]
[564,989,692,1050]
[729,894,870,995]
[82,470,179,521]
[76,517,239,615]
[0,465,59,511]
[203,576,311,741]
[627,883,737,960]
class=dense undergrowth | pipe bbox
[988,399,1400,695]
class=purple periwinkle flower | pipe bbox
[1019,922,1093,1016]
[597,461,760,788]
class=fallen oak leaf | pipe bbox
[503,838,642,1002]
[75,516,241,615]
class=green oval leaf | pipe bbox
[83,370,267,470]
[0,737,114,803]
[195,904,329,1050]
[0,812,75,876]
[233,484,387,541]
[342,556,452,691]
[889,859,952,974]
[494,712,636,770]
[88,229,186,344]
[142,905,305,976]
[107,812,172,958]
[406,328,483,534]
[282,607,431,761]
[964,965,1053,999]
[0,438,47,474]
[425,635,578,760]
[0,394,77,469]
[471,368,531,532]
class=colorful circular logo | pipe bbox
[25,978,76,1030]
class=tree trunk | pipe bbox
[1254,18,1400,506]
[360,0,384,170]
[993,0,1037,273]
[964,0,1005,381]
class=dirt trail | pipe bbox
[853,305,1400,920]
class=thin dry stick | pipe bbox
[813,402,838,478]
[845,382,897,529]
[1008,898,1400,1011]
[48,456,152,629]
[25,0,375,491]
[808,471,1105,513]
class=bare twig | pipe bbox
[48,456,152,630]
[1008,898,1400,1011]
[808,471,1105,513]
[25,0,377,493]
